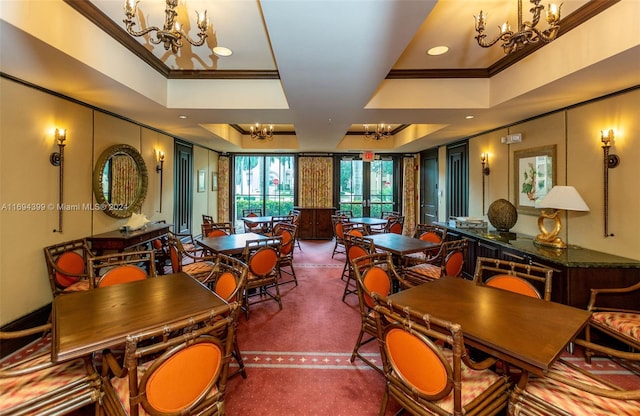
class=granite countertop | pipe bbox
[437,223,640,268]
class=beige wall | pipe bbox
[466,88,640,260]
[0,78,218,324]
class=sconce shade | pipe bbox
[536,186,589,212]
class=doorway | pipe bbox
[174,141,193,234]
[419,148,439,224]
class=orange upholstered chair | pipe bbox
[406,224,447,260]
[202,222,235,238]
[472,257,553,301]
[403,239,469,286]
[274,222,298,286]
[242,209,269,234]
[349,252,402,373]
[242,237,283,319]
[341,234,376,302]
[0,323,102,415]
[168,232,216,284]
[43,238,93,296]
[87,250,155,288]
[371,294,509,416]
[100,303,239,416]
[331,214,350,259]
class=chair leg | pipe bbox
[279,263,298,286]
[342,269,357,302]
[232,335,247,379]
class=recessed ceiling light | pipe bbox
[213,46,233,57]
[465,115,475,119]
[179,115,188,119]
[427,46,449,56]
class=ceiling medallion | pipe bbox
[250,124,274,141]
[364,124,391,141]
[474,0,561,54]
[123,0,209,54]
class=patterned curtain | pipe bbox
[111,155,138,205]
[298,157,333,207]
[217,156,230,222]
[402,156,417,236]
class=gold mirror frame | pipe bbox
[93,144,148,218]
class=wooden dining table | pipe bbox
[197,232,267,256]
[388,276,591,376]
[369,232,439,256]
[52,272,227,362]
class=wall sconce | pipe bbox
[481,153,490,214]
[156,151,164,213]
[50,128,66,233]
[601,129,620,237]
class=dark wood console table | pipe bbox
[87,222,171,252]
[439,224,640,309]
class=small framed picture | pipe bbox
[211,172,218,191]
[197,169,206,193]
[513,145,556,215]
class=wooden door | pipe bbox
[174,142,193,234]
[419,148,438,224]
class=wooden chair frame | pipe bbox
[100,303,239,416]
[87,250,156,288]
[288,209,303,251]
[167,233,216,284]
[202,214,214,224]
[509,338,640,415]
[403,238,469,286]
[335,210,353,217]
[43,238,93,296]
[274,222,298,286]
[202,222,235,238]
[473,257,554,301]
[350,252,402,373]
[342,234,377,302]
[0,323,102,416]
[331,215,351,259]
[242,209,269,234]
[584,281,640,364]
[371,294,509,416]
[242,237,283,319]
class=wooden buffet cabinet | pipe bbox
[295,207,335,240]
[440,224,640,310]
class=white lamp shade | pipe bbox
[536,186,590,211]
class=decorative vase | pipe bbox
[487,199,518,232]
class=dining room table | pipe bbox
[197,232,268,256]
[388,276,592,376]
[52,272,228,362]
[348,217,389,233]
[369,232,440,256]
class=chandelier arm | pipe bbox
[178,31,208,47]
[475,31,511,48]
[124,21,163,38]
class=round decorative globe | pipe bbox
[487,199,518,232]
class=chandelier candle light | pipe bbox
[124,0,209,53]
[250,124,274,141]
[364,124,391,141]
[474,0,561,54]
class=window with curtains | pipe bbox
[233,155,296,229]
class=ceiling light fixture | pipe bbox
[474,0,561,54]
[123,0,209,54]
[213,46,233,57]
[364,124,391,141]
[427,46,449,56]
[250,123,274,141]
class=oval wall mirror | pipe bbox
[93,144,148,218]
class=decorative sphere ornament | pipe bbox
[487,199,517,231]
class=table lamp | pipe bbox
[534,186,589,249]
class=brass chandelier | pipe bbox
[250,124,274,141]
[364,124,391,141]
[124,0,209,53]
[474,0,561,54]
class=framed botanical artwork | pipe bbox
[211,172,218,191]
[197,169,206,193]
[513,145,556,215]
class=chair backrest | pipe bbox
[88,250,155,288]
[335,210,353,217]
[344,222,367,237]
[202,214,214,224]
[212,254,248,303]
[115,303,238,416]
[202,222,234,237]
[352,252,397,309]
[271,215,294,234]
[242,209,263,217]
[414,224,447,243]
[442,239,468,277]
[371,294,466,411]
[274,222,297,257]
[473,257,554,301]
[381,210,401,219]
[387,217,405,234]
[332,215,350,239]
[43,238,93,295]
[344,234,376,266]
[243,237,282,278]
